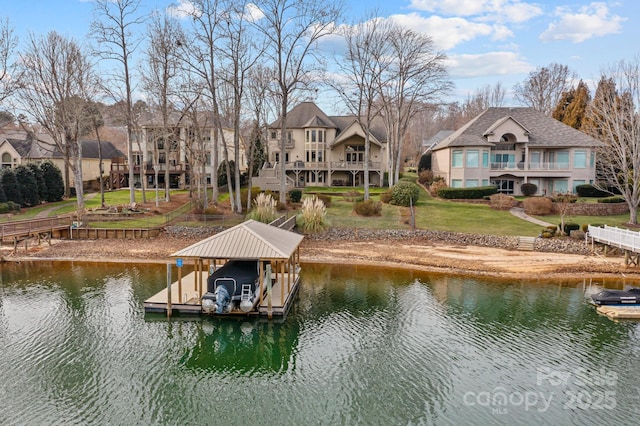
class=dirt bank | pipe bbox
[3,231,638,281]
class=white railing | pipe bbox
[587,225,640,252]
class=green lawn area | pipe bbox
[3,184,638,236]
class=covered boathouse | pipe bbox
[143,219,304,318]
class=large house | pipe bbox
[0,128,125,190]
[255,102,388,191]
[110,112,247,190]
[427,107,603,196]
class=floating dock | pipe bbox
[143,219,304,319]
[143,268,301,317]
[596,305,640,320]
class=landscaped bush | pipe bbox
[575,184,611,197]
[297,196,328,234]
[353,199,382,216]
[551,193,578,203]
[559,222,580,235]
[240,187,262,209]
[428,179,447,197]
[380,189,392,204]
[523,197,553,215]
[597,196,625,203]
[390,181,420,206]
[520,182,538,196]
[436,186,498,199]
[417,169,434,186]
[0,201,20,214]
[204,205,219,215]
[582,223,604,232]
[288,189,302,203]
[489,193,516,210]
[246,192,278,223]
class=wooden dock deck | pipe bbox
[596,305,640,320]
[143,269,300,318]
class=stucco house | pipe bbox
[110,112,247,190]
[428,107,603,196]
[0,129,125,190]
[255,102,388,191]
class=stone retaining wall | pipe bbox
[551,202,628,216]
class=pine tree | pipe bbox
[0,168,23,205]
[14,164,40,207]
[551,80,591,130]
[40,161,65,202]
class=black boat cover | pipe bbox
[591,288,640,305]
[206,260,260,296]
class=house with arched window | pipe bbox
[428,107,603,196]
[256,102,388,190]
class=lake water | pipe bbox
[0,261,639,425]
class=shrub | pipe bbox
[288,189,302,203]
[390,181,420,206]
[380,189,393,204]
[417,169,434,186]
[551,193,577,203]
[0,201,20,214]
[559,222,580,235]
[204,205,219,215]
[245,192,278,223]
[429,179,447,197]
[520,182,538,196]
[489,193,516,210]
[418,154,431,172]
[297,196,329,234]
[354,199,382,216]
[575,184,611,197]
[315,193,331,207]
[597,196,625,203]
[437,186,498,199]
[523,197,553,215]
[240,187,262,210]
[40,161,64,202]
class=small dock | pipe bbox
[143,218,303,319]
[143,268,301,317]
[596,305,640,320]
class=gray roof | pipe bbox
[2,130,125,160]
[171,219,304,260]
[269,102,387,143]
[433,107,603,151]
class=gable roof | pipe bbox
[170,219,304,260]
[270,102,338,129]
[0,130,125,160]
[433,107,602,151]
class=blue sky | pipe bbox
[3,0,638,112]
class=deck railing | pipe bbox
[587,225,640,253]
[1,216,72,241]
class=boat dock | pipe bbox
[596,305,640,320]
[143,267,301,317]
[143,218,304,319]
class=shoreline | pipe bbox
[3,233,640,282]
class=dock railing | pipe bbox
[587,225,640,253]
[1,216,72,241]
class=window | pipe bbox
[271,131,277,139]
[482,179,489,186]
[452,150,463,167]
[492,179,514,194]
[465,179,479,188]
[556,151,569,169]
[1,152,12,169]
[451,179,462,188]
[530,152,541,169]
[466,150,479,167]
[554,179,568,193]
[574,151,586,168]
[482,151,489,168]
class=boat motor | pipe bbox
[215,285,231,314]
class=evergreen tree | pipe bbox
[583,76,617,138]
[14,165,40,207]
[551,80,591,130]
[27,162,47,202]
[0,173,6,203]
[40,161,65,202]
[551,87,575,123]
[0,168,23,205]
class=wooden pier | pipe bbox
[588,225,640,266]
[596,305,640,320]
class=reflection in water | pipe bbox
[0,261,639,424]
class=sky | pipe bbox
[3,0,639,114]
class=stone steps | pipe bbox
[518,236,536,251]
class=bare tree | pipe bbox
[254,0,343,204]
[585,59,640,225]
[378,24,452,186]
[17,32,99,216]
[141,12,184,205]
[90,0,146,203]
[513,63,576,116]
[334,14,392,200]
[0,18,18,105]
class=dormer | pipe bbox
[483,116,531,144]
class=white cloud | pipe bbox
[445,51,533,78]
[540,2,625,43]
[389,13,498,50]
[408,0,542,23]
[167,0,198,19]
[243,3,265,23]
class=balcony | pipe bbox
[283,161,382,171]
[491,162,571,171]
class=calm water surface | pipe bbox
[0,261,639,425]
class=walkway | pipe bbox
[35,193,98,219]
[509,207,554,227]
